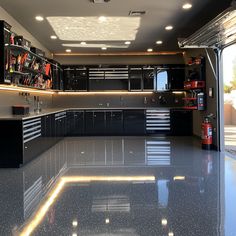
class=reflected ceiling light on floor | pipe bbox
[165,25,173,31]
[173,176,186,181]
[182,3,192,10]
[161,218,168,226]
[66,49,71,53]
[72,220,78,227]
[168,232,174,236]
[35,15,44,21]
[156,40,163,45]
[105,218,110,224]
[47,17,140,41]
[125,41,131,45]
[147,48,153,52]
[50,35,57,39]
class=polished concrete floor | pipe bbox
[0,136,235,236]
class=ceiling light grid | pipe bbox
[47,16,141,41]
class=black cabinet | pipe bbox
[129,67,142,91]
[85,111,94,135]
[170,109,192,135]
[41,114,54,150]
[85,111,106,135]
[55,112,66,139]
[169,68,185,90]
[67,110,84,136]
[143,66,154,91]
[123,110,145,135]
[106,110,123,135]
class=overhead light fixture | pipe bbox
[101,47,107,50]
[47,16,140,41]
[129,10,146,16]
[50,35,57,39]
[147,48,153,52]
[156,40,163,45]
[65,49,71,52]
[72,220,78,227]
[80,41,86,45]
[63,43,128,49]
[161,218,168,226]
[93,0,111,3]
[125,41,131,45]
[165,25,173,31]
[182,3,192,10]
[35,15,44,21]
[98,16,107,22]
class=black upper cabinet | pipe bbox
[169,68,185,90]
[63,66,88,91]
[143,66,154,91]
[0,21,11,84]
[129,66,142,91]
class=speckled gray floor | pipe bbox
[0,136,235,236]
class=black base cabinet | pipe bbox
[67,110,84,136]
[123,110,146,135]
[106,110,123,135]
[170,110,193,135]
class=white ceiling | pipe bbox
[0,0,232,54]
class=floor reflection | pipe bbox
[0,136,223,236]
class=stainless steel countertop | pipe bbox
[0,106,185,120]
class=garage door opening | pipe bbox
[223,44,236,157]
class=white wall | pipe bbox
[0,6,51,57]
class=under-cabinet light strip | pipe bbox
[0,85,55,94]
[57,91,153,95]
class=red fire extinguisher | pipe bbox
[201,116,212,150]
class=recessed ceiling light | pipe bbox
[105,218,110,224]
[165,25,173,31]
[147,48,153,52]
[156,40,163,45]
[35,16,44,22]
[65,49,71,53]
[98,16,107,22]
[168,232,174,236]
[125,41,131,45]
[80,42,87,45]
[50,35,57,39]
[101,47,107,50]
[182,3,192,9]
[72,234,77,236]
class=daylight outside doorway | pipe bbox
[223,44,236,157]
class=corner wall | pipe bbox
[0,6,51,57]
